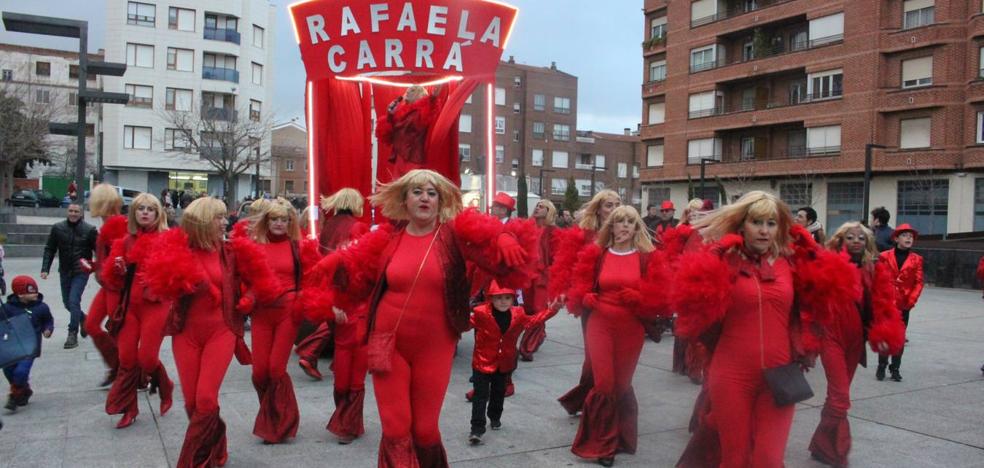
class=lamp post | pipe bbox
[538,168,555,198]
[698,157,717,200]
[2,12,128,190]
[590,165,607,198]
[862,144,888,224]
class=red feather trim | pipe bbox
[669,250,734,339]
[452,208,503,262]
[637,251,672,320]
[100,237,127,291]
[97,215,129,252]
[867,260,906,354]
[565,243,602,316]
[789,224,816,250]
[299,237,323,274]
[229,219,250,240]
[548,226,587,299]
[228,236,281,305]
[141,229,205,300]
[659,224,693,262]
[299,287,336,323]
[495,217,541,289]
[334,225,395,310]
[792,248,861,331]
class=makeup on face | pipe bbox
[741,216,778,254]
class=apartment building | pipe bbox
[459,58,642,209]
[271,121,308,198]
[101,0,275,199]
[641,0,984,235]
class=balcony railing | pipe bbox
[688,90,842,119]
[201,106,237,121]
[202,66,239,83]
[204,27,241,44]
[689,34,842,73]
[690,60,719,73]
[642,35,667,50]
[719,145,839,163]
[690,0,796,28]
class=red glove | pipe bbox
[583,292,599,309]
[236,294,255,314]
[496,233,526,267]
[616,288,642,307]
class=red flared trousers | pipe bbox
[329,313,369,438]
[809,309,864,467]
[85,289,119,371]
[251,305,300,443]
[295,321,333,362]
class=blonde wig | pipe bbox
[826,222,877,265]
[535,199,558,226]
[370,169,462,223]
[595,205,654,253]
[248,198,273,217]
[89,183,123,217]
[681,198,704,225]
[694,190,793,258]
[320,188,364,217]
[127,193,168,234]
[181,197,228,250]
[254,197,301,243]
[578,189,621,232]
[299,206,312,234]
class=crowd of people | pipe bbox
[1,173,948,467]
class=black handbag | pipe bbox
[0,308,39,368]
[764,362,814,406]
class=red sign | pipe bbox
[289,0,518,84]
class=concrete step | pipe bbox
[0,211,15,223]
[0,223,51,234]
[5,232,49,244]
[4,244,45,257]
[8,207,66,217]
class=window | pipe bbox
[252,62,263,85]
[531,178,542,196]
[494,87,505,106]
[35,61,50,76]
[1,69,11,81]
[551,178,568,195]
[513,76,521,87]
[203,53,237,70]
[495,116,505,135]
[808,13,844,46]
[531,149,544,167]
[787,129,807,156]
[553,124,571,141]
[900,117,931,149]
[595,155,606,168]
[166,48,194,72]
[533,94,545,111]
[125,84,153,107]
[127,2,155,27]
[285,160,295,172]
[903,0,934,29]
[649,60,666,82]
[826,181,864,229]
[650,16,667,39]
[495,145,505,163]
[977,111,984,143]
[124,125,152,149]
[68,92,77,106]
[532,122,545,139]
[552,151,569,168]
[126,43,154,68]
[459,114,472,133]
[553,97,571,114]
[780,183,812,207]
[691,0,719,25]
[807,69,843,100]
[897,179,948,235]
[513,102,521,114]
[169,7,195,31]
[165,88,192,111]
[647,143,664,167]
[648,102,665,124]
[902,56,933,88]
[806,125,841,155]
[285,180,295,193]
[577,153,594,169]
[164,128,187,150]
[250,100,262,122]
[690,45,718,72]
[618,163,628,178]
[34,90,50,104]
[253,25,265,48]
[980,46,984,78]
[973,178,984,230]
[633,164,640,178]
[741,136,757,160]
[687,138,722,163]
[458,144,471,162]
[688,91,721,118]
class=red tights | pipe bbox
[85,289,119,370]
[173,322,235,417]
[809,313,863,467]
[329,316,369,439]
[117,302,169,373]
[250,307,300,443]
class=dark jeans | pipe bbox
[59,272,89,333]
[3,357,35,387]
[470,369,508,435]
[878,309,911,370]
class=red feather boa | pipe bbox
[565,243,602,316]
[229,219,250,240]
[228,236,281,305]
[867,260,906,354]
[97,215,129,253]
[141,229,206,300]
[451,209,540,290]
[497,217,540,289]
[669,249,734,339]
[332,225,394,311]
[638,250,673,320]
[658,224,693,262]
[547,226,587,299]
[299,237,323,274]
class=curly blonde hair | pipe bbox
[370,169,462,223]
[253,197,301,243]
[321,188,364,217]
[127,193,168,234]
[694,190,793,258]
[578,189,620,232]
[826,222,877,264]
[596,206,654,253]
[89,183,122,217]
[181,197,227,250]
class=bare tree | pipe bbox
[0,84,54,201]
[161,104,273,204]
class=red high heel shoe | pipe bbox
[116,411,137,429]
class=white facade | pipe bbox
[101,0,275,199]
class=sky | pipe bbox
[0,0,644,133]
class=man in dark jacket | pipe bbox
[870,206,894,252]
[40,203,96,349]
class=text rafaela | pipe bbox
[303,3,503,74]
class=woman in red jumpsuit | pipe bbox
[809,222,905,467]
[103,193,173,429]
[673,191,862,468]
[549,190,621,416]
[565,206,669,466]
[519,199,559,361]
[143,197,280,467]
[306,169,537,467]
[84,183,128,387]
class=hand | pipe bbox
[616,288,642,307]
[43,330,52,338]
[40,272,48,280]
[877,341,889,353]
[236,295,255,313]
[496,233,526,267]
[388,97,402,113]
[583,293,599,309]
[333,307,348,325]
[548,297,563,312]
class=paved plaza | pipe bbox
[1,255,983,468]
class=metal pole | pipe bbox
[538,168,544,197]
[75,26,87,198]
[699,158,707,200]
[590,166,596,198]
[862,144,886,224]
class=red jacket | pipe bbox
[470,303,530,374]
[878,248,924,311]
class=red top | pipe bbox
[595,250,642,319]
[878,249,924,311]
[185,248,226,330]
[257,237,297,314]
[470,303,530,373]
[373,230,451,339]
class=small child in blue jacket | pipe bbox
[2,275,53,411]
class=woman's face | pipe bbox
[532,202,547,219]
[598,197,621,222]
[843,226,867,256]
[135,203,158,228]
[268,215,288,236]
[896,231,914,249]
[212,213,228,239]
[741,215,778,255]
[612,218,635,246]
[405,182,439,225]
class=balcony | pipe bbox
[201,106,237,121]
[690,0,796,28]
[689,90,841,119]
[642,35,666,56]
[690,34,842,74]
[204,27,241,45]
[641,79,666,97]
[202,66,239,83]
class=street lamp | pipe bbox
[538,168,555,198]
[2,11,128,189]
[699,157,717,201]
[862,144,888,224]
[590,165,607,197]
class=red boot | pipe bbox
[150,363,174,416]
[106,367,140,428]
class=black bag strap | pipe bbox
[291,240,302,292]
[117,235,139,315]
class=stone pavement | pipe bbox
[1,255,983,468]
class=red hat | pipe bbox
[891,223,918,240]
[11,275,39,295]
[486,280,515,297]
[492,192,516,211]
[660,200,675,210]
[700,199,715,211]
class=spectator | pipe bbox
[642,204,660,235]
[490,192,515,222]
[0,244,6,296]
[795,206,826,244]
[67,180,78,201]
[652,200,679,241]
[40,203,97,349]
[871,207,894,252]
[559,209,575,228]
[2,275,54,412]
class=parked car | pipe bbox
[8,189,60,208]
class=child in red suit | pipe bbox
[876,223,923,382]
[468,281,543,445]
